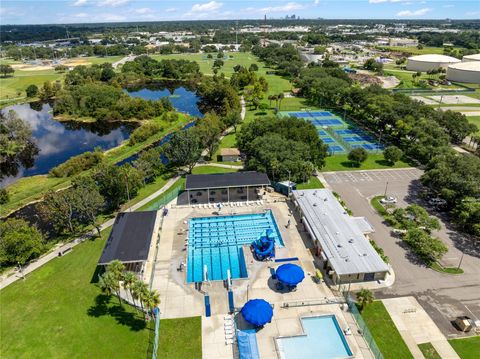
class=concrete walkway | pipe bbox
[382,297,460,359]
[0,175,180,290]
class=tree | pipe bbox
[363,58,383,73]
[144,290,161,318]
[248,63,259,72]
[223,112,242,132]
[25,84,39,98]
[0,219,44,266]
[133,147,165,183]
[313,46,326,54]
[383,146,403,165]
[452,198,480,236]
[123,271,137,307]
[99,271,121,305]
[194,113,224,159]
[132,279,149,317]
[356,288,374,311]
[71,176,105,237]
[348,148,368,167]
[277,93,285,110]
[213,59,224,68]
[41,189,77,234]
[0,188,8,204]
[0,64,14,77]
[162,129,202,173]
[404,228,447,263]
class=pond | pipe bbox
[125,82,202,118]
[1,103,134,187]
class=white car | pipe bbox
[380,196,397,204]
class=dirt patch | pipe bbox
[379,75,400,89]
[62,58,92,67]
[12,63,53,71]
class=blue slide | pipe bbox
[252,229,275,261]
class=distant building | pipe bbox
[218,148,241,162]
[292,189,389,284]
[388,37,418,47]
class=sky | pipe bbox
[0,0,479,25]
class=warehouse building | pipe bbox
[292,189,389,284]
[406,54,460,72]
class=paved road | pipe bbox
[112,54,137,69]
[323,168,480,338]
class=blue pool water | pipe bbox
[186,211,284,283]
[277,315,353,359]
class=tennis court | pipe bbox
[279,110,384,154]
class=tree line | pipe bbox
[295,63,479,237]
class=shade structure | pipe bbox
[276,263,305,286]
[241,299,273,326]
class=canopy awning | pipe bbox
[241,299,273,327]
[276,263,305,286]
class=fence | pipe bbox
[281,297,345,308]
[143,184,184,211]
[151,308,161,359]
[344,294,384,359]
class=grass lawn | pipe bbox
[296,176,324,189]
[360,301,414,359]
[322,154,410,172]
[370,195,389,216]
[448,336,480,359]
[212,132,238,162]
[158,317,202,359]
[379,46,454,55]
[467,116,480,134]
[418,343,442,359]
[0,230,153,359]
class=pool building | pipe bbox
[292,189,389,284]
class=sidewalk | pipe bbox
[382,297,460,359]
[0,175,180,290]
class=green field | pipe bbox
[418,343,442,359]
[378,46,460,55]
[448,336,480,359]
[361,301,414,359]
[322,153,410,172]
[296,176,324,189]
[0,230,153,359]
[158,317,202,359]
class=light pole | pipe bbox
[457,251,465,270]
[384,181,389,198]
[287,169,291,197]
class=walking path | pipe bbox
[382,297,460,359]
[0,175,180,290]
[112,54,137,69]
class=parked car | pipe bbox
[392,229,407,236]
[381,196,397,204]
[428,198,447,207]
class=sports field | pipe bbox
[279,110,384,154]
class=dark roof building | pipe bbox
[98,211,159,268]
[185,171,270,190]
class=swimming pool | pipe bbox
[276,315,353,359]
[186,210,284,283]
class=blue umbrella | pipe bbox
[241,299,273,326]
[276,263,305,286]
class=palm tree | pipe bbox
[99,271,121,305]
[123,271,136,306]
[107,260,125,282]
[268,95,274,107]
[356,288,374,311]
[278,93,285,110]
[144,290,161,319]
[132,279,149,318]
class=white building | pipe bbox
[463,54,480,62]
[406,54,461,72]
[292,189,389,284]
[447,62,480,84]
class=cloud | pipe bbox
[465,11,480,16]
[442,4,454,8]
[72,0,88,6]
[369,0,414,3]
[98,0,129,7]
[99,13,126,21]
[314,0,320,5]
[397,7,432,16]
[134,7,151,14]
[190,1,223,13]
[260,2,305,13]
[72,12,89,18]
[165,7,177,13]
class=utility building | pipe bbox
[292,189,389,284]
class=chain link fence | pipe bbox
[345,294,384,359]
[143,184,184,211]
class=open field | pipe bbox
[360,301,414,359]
[448,336,480,359]
[157,317,202,359]
[322,153,410,172]
[296,176,324,189]
[0,230,153,359]
[467,116,480,134]
[378,46,461,55]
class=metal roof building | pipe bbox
[98,211,160,273]
[292,189,389,284]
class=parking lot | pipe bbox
[323,168,480,338]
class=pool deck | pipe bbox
[151,193,374,359]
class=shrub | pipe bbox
[348,148,368,166]
[0,188,9,204]
[49,150,104,177]
[129,122,163,145]
[25,84,39,98]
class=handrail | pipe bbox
[281,297,345,308]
